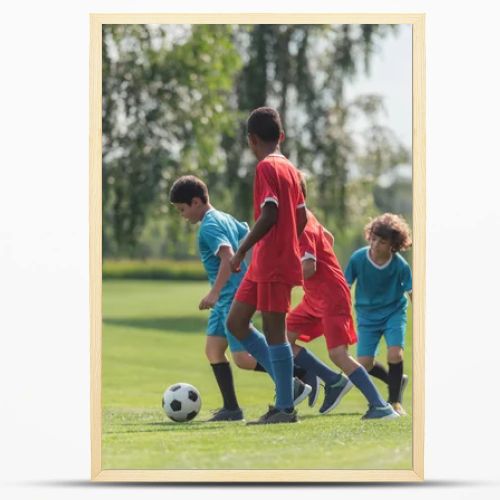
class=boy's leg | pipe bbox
[224,316,261,371]
[287,304,339,406]
[231,350,312,407]
[359,355,391,400]
[287,332,309,378]
[354,328,388,408]
[205,336,242,420]
[232,351,259,370]
[237,282,297,424]
[356,326,380,375]
[286,331,319,407]
[330,346,386,409]
[365,357,407,404]
[232,349,308,381]
[205,334,230,364]
[347,325,399,418]
[262,311,294,411]
[226,300,275,378]
[369,362,390,384]
[294,343,343,385]
[387,346,405,403]
[385,312,408,413]
[287,308,343,385]
[357,355,376,371]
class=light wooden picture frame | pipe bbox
[90,13,425,483]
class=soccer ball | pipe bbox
[162,383,202,422]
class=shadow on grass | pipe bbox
[104,420,247,435]
[103,316,206,334]
[298,412,362,422]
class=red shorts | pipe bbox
[234,276,293,313]
[286,298,357,350]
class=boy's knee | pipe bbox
[205,341,227,364]
[205,350,227,364]
[329,348,345,366]
[357,356,375,370]
[205,345,215,362]
[387,347,404,364]
[328,349,343,365]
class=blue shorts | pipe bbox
[356,308,407,357]
[206,302,245,353]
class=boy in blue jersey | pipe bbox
[169,175,311,422]
[345,213,413,416]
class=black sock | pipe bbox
[293,364,306,379]
[369,362,389,384]
[254,362,267,373]
[211,362,239,410]
[388,361,404,403]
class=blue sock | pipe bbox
[295,347,342,385]
[269,343,294,410]
[348,366,386,407]
[237,327,275,381]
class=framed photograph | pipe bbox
[90,13,425,482]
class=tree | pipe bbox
[224,24,408,235]
[102,24,241,257]
[102,24,410,260]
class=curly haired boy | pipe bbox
[345,213,413,416]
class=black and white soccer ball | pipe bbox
[162,383,202,422]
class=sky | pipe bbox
[347,24,412,150]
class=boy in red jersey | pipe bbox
[286,177,399,420]
[226,107,307,424]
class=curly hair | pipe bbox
[364,213,412,252]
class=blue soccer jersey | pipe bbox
[345,246,412,325]
[197,208,249,304]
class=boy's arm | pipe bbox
[230,203,278,273]
[199,246,234,310]
[302,257,316,280]
[344,256,356,287]
[324,229,334,246]
[296,206,307,237]
[402,261,413,303]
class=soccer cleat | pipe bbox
[399,374,409,404]
[391,402,407,416]
[300,371,321,407]
[246,405,298,425]
[206,407,244,422]
[293,377,312,406]
[362,403,400,420]
[319,375,353,414]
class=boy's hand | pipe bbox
[199,289,220,310]
[230,251,245,273]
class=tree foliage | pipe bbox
[103,25,241,256]
[102,24,410,260]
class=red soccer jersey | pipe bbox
[300,210,352,315]
[246,154,305,285]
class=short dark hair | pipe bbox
[169,175,209,205]
[247,107,283,142]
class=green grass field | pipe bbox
[102,280,413,470]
